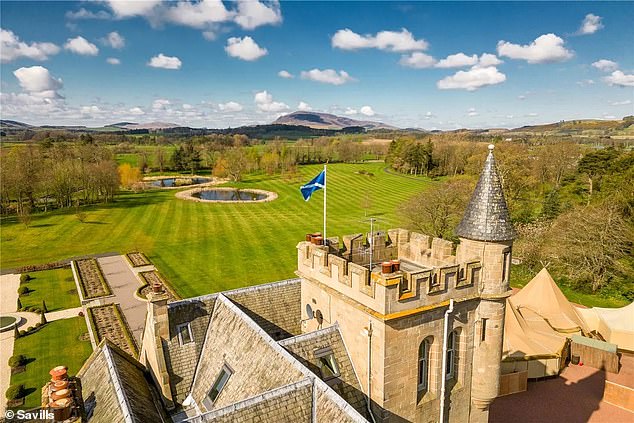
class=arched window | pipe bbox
[446,330,457,379]
[418,338,431,392]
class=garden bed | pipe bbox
[18,267,80,312]
[125,251,151,267]
[74,259,111,300]
[87,304,138,358]
[138,270,179,300]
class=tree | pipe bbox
[40,311,47,325]
[399,179,473,240]
[541,189,561,220]
[577,148,620,204]
[41,300,48,313]
[155,147,166,173]
[544,201,633,292]
[17,205,32,228]
[224,148,247,182]
[118,163,141,189]
[17,298,22,310]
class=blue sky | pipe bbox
[1,1,633,129]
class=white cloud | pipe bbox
[436,53,478,68]
[225,36,267,61]
[360,106,375,116]
[332,28,428,52]
[576,79,595,86]
[66,7,112,20]
[278,70,294,79]
[128,106,145,115]
[603,114,617,119]
[423,111,435,120]
[234,0,282,30]
[13,66,63,98]
[518,95,526,100]
[467,107,479,117]
[147,53,182,69]
[297,101,312,111]
[1,29,60,63]
[182,103,193,110]
[106,0,161,18]
[164,0,233,29]
[101,31,125,49]
[399,52,436,69]
[152,99,171,110]
[81,105,103,115]
[300,69,355,85]
[610,100,632,106]
[497,34,573,64]
[254,90,288,113]
[478,53,503,67]
[106,57,121,65]
[218,101,243,112]
[526,113,539,117]
[437,65,506,91]
[64,36,99,56]
[603,70,634,87]
[202,31,217,41]
[592,59,619,72]
[344,107,357,115]
[578,13,603,35]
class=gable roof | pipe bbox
[279,326,369,419]
[455,144,516,242]
[77,339,169,423]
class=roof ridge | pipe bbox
[194,378,313,420]
[278,324,339,346]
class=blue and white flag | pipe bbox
[300,170,326,201]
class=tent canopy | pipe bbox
[575,302,634,351]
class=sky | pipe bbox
[1,1,633,130]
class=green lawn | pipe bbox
[10,317,92,409]
[1,163,432,298]
[19,268,80,312]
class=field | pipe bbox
[0,163,432,298]
[19,268,80,312]
[9,317,92,409]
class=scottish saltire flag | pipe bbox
[300,170,326,201]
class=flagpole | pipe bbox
[323,164,327,244]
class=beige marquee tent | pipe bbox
[502,268,589,378]
[575,302,634,351]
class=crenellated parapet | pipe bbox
[296,229,484,319]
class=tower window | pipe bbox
[502,249,512,283]
[418,338,432,392]
[480,318,488,343]
[446,330,457,379]
[471,267,481,285]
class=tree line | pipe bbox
[0,144,119,218]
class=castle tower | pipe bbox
[296,144,515,423]
[455,144,516,422]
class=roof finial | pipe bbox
[488,144,495,151]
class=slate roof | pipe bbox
[77,339,170,423]
[164,295,218,403]
[455,144,517,241]
[279,326,369,419]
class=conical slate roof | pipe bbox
[455,145,516,241]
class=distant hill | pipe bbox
[274,111,396,130]
[107,121,180,130]
[0,120,32,129]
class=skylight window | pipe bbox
[176,323,193,345]
[207,365,232,405]
[315,348,340,380]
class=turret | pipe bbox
[455,144,515,422]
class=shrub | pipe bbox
[17,298,22,310]
[18,330,26,336]
[42,300,48,313]
[40,311,47,325]
[78,311,84,317]
[19,274,31,283]
[17,286,29,295]
[5,384,25,400]
[26,326,34,332]
[35,322,41,328]
[8,355,26,368]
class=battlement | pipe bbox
[296,229,484,318]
